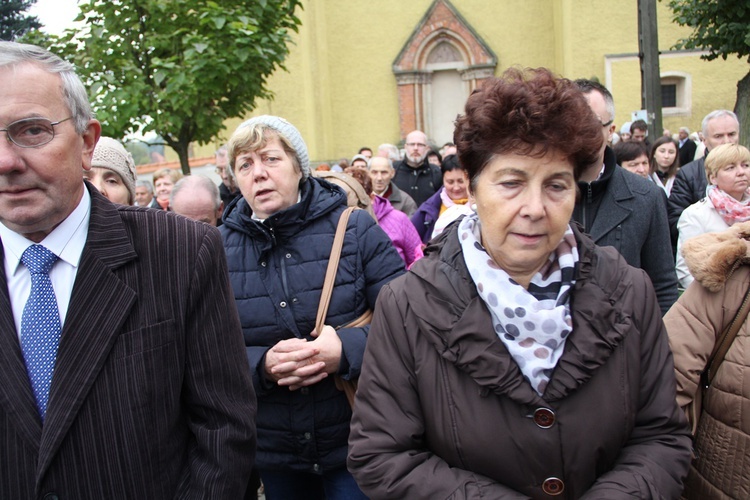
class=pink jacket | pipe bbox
[372,195,422,268]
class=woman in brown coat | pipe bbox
[347,68,692,499]
[664,222,750,499]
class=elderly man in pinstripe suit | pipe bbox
[0,41,256,499]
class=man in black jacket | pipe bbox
[677,127,697,167]
[392,130,442,206]
[215,145,241,208]
[667,110,740,243]
[574,80,678,314]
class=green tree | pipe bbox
[0,0,41,41]
[667,0,750,145]
[124,140,152,166]
[45,0,302,174]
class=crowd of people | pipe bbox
[2,39,750,499]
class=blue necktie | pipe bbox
[20,244,61,422]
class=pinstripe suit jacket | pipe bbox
[0,185,256,499]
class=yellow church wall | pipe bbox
[608,53,747,137]
[205,0,563,163]
[187,0,747,164]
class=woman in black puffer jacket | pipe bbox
[220,115,404,500]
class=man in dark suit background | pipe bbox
[0,41,256,498]
[677,126,697,167]
[572,79,678,315]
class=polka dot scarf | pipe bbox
[458,214,577,395]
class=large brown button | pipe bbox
[533,407,555,428]
[542,477,564,496]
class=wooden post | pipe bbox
[638,0,663,139]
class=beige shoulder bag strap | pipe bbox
[704,283,750,388]
[315,207,356,334]
[687,281,750,435]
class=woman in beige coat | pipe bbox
[664,221,750,499]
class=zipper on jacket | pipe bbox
[582,182,592,231]
[278,251,290,303]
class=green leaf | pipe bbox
[153,71,167,87]
[41,0,303,170]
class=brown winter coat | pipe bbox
[348,224,691,499]
[664,221,750,499]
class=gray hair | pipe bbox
[702,110,739,136]
[367,156,394,171]
[377,143,401,163]
[136,179,154,194]
[170,175,221,210]
[0,41,93,134]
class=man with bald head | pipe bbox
[367,156,418,216]
[170,175,224,226]
[392,130,442,206]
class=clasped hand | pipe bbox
[264,326,342,390]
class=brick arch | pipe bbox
[416,31,473,69]
[425,40,465,66]
[393,0,497,139]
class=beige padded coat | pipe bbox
[664,221,750,499]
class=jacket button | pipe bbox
[43,494,60,500]
[542,477,564,496]
[261,261,266,267]
[300,387,309,395]
[280,301,287,308]
[313,463,320,472]
[533,407,555,428]
[286,253,291,259]
[304,432,311,440]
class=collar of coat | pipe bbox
[681,220,750,292]
[222,176,347,244]
[576,146,617,200]
[407,221,633,404]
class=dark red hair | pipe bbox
[455,67,603,185]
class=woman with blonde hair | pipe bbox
[150,168,183,209]
[665,221,750,499]
[219,115,403,499]
[676,143,750,288]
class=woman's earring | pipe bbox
[470,203,478,212]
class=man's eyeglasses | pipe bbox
[1,116,74,148]
[600,118,614,128]
[405,142,427,149]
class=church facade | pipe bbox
[188,0,746,164]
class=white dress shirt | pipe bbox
[0,187,91,339]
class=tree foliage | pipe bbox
[667,0,750,146]
[0,0,41,41]
[45,0,302,173]
[668,0,750,62]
